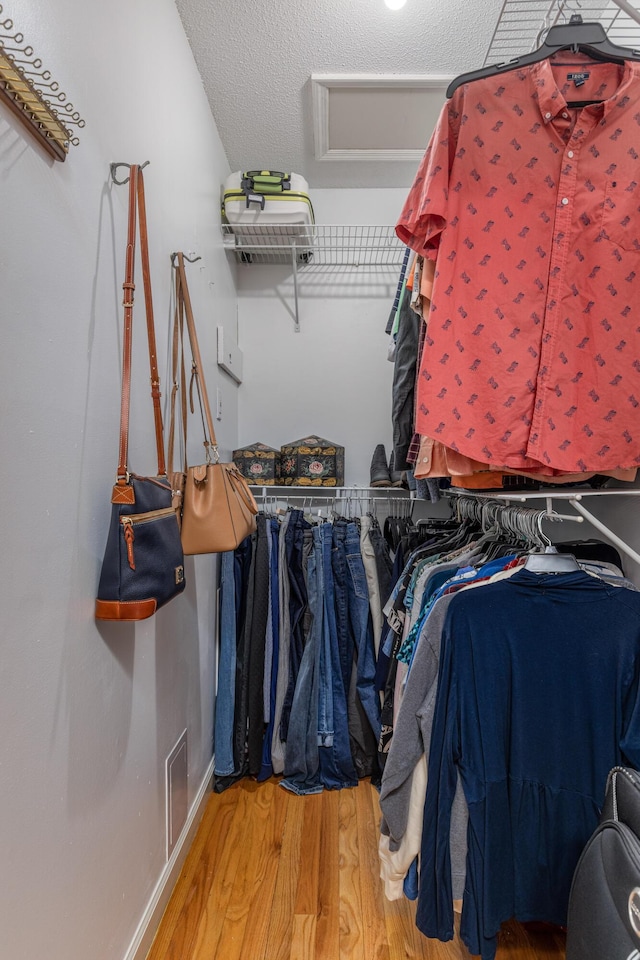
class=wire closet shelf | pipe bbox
[485,0,640,65]
[221,224,407,268]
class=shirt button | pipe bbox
[568,150,574,158]
[562,197,569,205]
[545,111,552,119]
[562,112,569,119]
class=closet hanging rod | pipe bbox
[447,489,640,502]
[250,485,411,495]
[252,492,411,503]
[449,494,582,526]
[448,488,640,567]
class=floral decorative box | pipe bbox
[280,435,345,487]
[232,442,281,485]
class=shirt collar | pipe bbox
[530,57,640,124]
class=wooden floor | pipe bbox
[146,779,567,960]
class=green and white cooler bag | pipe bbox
[222,170,314,261]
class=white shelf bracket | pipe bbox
[291,245,300,333]
[568,498,640,567]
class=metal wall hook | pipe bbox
[109,161,150,185]
[171,251,202,268]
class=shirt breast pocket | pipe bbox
[601,179,638,252]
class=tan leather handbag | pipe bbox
[169,253,258,555]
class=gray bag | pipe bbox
[566,767,640,960]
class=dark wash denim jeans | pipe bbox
[318,522,358,790]
[281,526,323,795]
[258,518,281,782]
[332,521,381,778]
[214,550,236,777]
[339,522,381,741]
[280,510,311,743]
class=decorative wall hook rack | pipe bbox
[0,4,85,161]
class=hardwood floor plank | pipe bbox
[290,914,317,960]
[356,782,391,960]
[294,791,323,915]
[315,789,340,960]
[337,787,365,960]
[264,784,304,960]
[239,780,289,960]
[187,781,268,960]
[213,780,275,960]
[145,785,239,960]
[382,894,432,959]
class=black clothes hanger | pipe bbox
[447,14,640,98]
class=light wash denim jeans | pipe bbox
[214,550,237,777]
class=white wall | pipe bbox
[237,189,408,486]
[0,3,237,960]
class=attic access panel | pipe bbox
[311,74,452,162]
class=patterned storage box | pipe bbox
[280,435,345,487]
[232,442,281,485]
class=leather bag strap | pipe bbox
[137,168,166,476]
[116,166,138,483]
[167,263,188,474]
[176,252,219,461]
[115,164,166,486]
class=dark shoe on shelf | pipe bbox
[388,451,405,488]
[370,444,392,487]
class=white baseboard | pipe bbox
[123,757,215,960]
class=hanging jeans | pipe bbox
[318,522,358,790]
[360,514,384,658]
[214,550,237,777]
[247,515,271,777]
[214,533,254,793]
[271,511,291,774]
[333,521,381,779]
[280,510,311,743]
[259,518,280,781]
[368,517,394,608]
[345,521,381,742]
[281,525,324,795]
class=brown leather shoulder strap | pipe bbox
[137,168,166,476]
[115,164,166,484]
[176,252,219,460]
[116,166,139,483]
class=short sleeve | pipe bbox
[395,92,460,260]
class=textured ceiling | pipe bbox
[174,0,506,188]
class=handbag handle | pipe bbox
[115,164,166,489]
[174,252,219,462]
[167,265,188,477]
[226,464,259,515]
